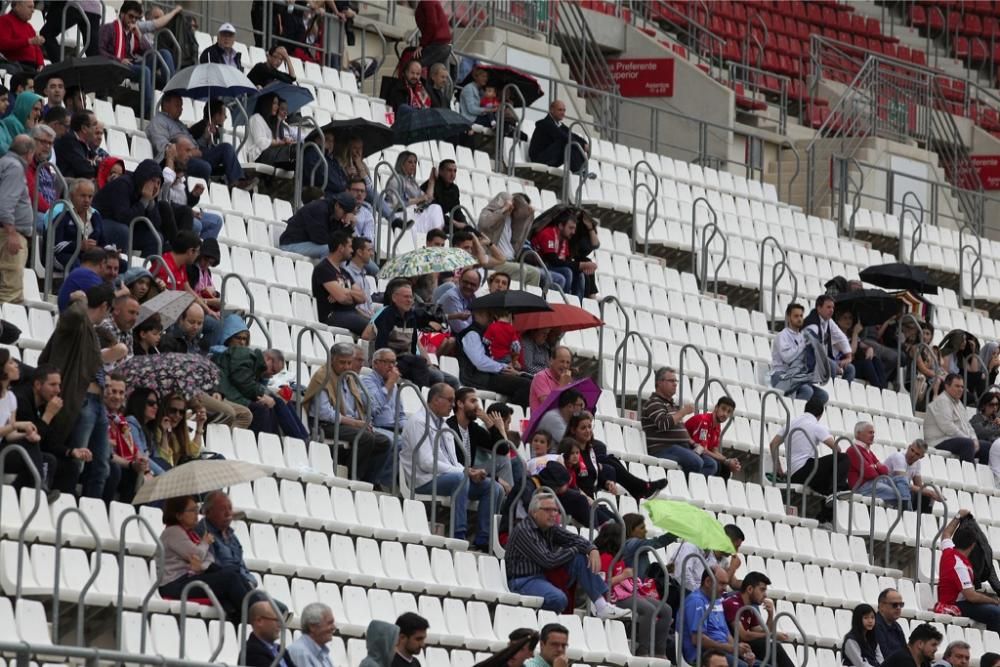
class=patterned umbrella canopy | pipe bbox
[378,246,476,280]
[132,459,267,504]
[118,353,220,400]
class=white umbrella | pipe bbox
[163,63,256,100]
[132,459,267,504]
[136,290,194,329]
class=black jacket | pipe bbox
[527,114,586,165]
[13,383,69,459]
[54,132,97,178]
[445,415,508,466]
[247,62,297,88]
[243,633,297,667]
[420,177,465,225]
[277,198,350,246]
[199,43,243,71]
[92,159,163,226]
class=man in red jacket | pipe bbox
[847,421,911,510]
[0,1,45,72]
[412,0,452,69]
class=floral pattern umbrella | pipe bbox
[118,353,220,400]
[378,246,476,280]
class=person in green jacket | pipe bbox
[1,90,43,138]
[211,314,309,440]
[0,84,12,154]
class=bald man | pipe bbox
[527,100,589,173]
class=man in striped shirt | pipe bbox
[504,492,631,619]
[642,367,717,476]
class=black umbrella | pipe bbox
[392,108,472,145]
[470,289,552,314]
[529,204,596,238]
[34,56,133,94]
[833,289,903,325]
[318,117,394,156]
[859,262,939,294]
[458,64,544,107]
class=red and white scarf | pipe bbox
[112,20,139,60]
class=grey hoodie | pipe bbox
[359,620,400,667]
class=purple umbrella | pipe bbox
[524,378,601,440]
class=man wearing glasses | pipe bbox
[875,588,908,660]
[504,491,631,619]
[438,267,480,334]
[243,600,295,667]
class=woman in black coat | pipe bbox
[566,411,667,500]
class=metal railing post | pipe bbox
[52,508,103,645]
[612,332,653,416]
[758,390,791,488]
[114,514,164,654]
[293,326,331,441]
[176,581,226,660]
[0,446,42,604]
[126,216,163,259]
[690,197,726,296]
[675,552,718,667]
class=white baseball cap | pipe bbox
[218,22,236,34]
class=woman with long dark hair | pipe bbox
[593,521,671,658]
[841,603,882,667]
[124,387,167,476]
[245,93,294,165]
[566,411,667,500]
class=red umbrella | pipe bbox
[513,303,603,333]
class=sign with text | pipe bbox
[971,155,1000,189]
[607,58,675,97]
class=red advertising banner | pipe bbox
[607,58,675,97]
[971,155,1000,189]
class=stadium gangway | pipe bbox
[495,83,528,178]
[612,331,653,417]
[631,159,660,256]
[596,295,631,394]
[757,235,798,333]
[690,197,726,298]
[958,220,984,309]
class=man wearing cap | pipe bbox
[278,192,358,259]
[200,23,243,70]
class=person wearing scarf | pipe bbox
[1,91,42,137]
[303,341,391,486]
[157,495,255,622]
[388,59,432,113]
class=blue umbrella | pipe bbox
[392,108,472,145]
[163,63,256,100]
[234,82,315,124]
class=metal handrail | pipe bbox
[758,389,791,487]
[142,254,176,290]
[447,204,477,241]
[390,381,429,496]
[561,121,592,205]
[176,580,226,661]
[126,216,163,259]
[517,248,557,295]
[487,438,515,547]
[58,0,96,59]
[769,611,809,666]
[776,139,801,204]
[618,544,676,656]
[114,514,164,654]
[52,507,102,644]
[690,197,726,296]
[293,118,324,210]
[732,605,772,667]
[139,48,174,125]
[597,295,631,393]
[913,481,945,583]
[910,341,942,412]
[495,83,527,177]
[587,497,623,544]
[631,160,660,256]
[612,331,653,416]
[219,272,255,315]
[958,221,983,308]
[408,425,468,538]
[237,588,289,667]
[780,426,820,514]
[693,378,735,435]
[293,325,330,440]
[0,446,41,604]
[42,198,85,299]
[677,343,710,407]
[868,473,903,567]
[330,370,373,481]
[844,438,868,544]
[675,552,718,667]
[895,313,927,390]
[757,236,791,331]
[243,313,272,350]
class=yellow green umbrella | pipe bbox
[643,499,736,554]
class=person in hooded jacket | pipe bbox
[97,156,126,189]
[93,159,176,257]
[212,314,310,440]
[1,91,43,138]
[359,620,400,667]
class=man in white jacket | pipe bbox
[400,382,504,550]
[923,374,982,463]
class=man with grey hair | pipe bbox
[847,421,911,510]
[361,347,407,487]
[304,341,390,485]
[884,438,939,513]
[934,640,970,667]
[243,599,293,667]
[28,124,57,229]
[160,135,223,240]
[0,134,35,303]
[642,366,716,476]
[400,382,503,550]
[505,491,630,619]
[427,62,451,108]
[287,601,335,666]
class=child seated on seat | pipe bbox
[483,309,523,370]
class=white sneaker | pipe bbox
[593,603,632,620]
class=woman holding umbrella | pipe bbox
[245,92,294,165]
[384,151,445,234]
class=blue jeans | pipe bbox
[936,437,977,462]
[188,142,245,184]
[654,445,717,476]
[830,357,856,382]
[74,393,111,498]
[856,477,911,510]
[548,265,583,299]
[374,427,401,488]
[508,553,609,611]
[414,471,504,545]
[279,241,327,259]
[193,211,223,240]
[132,49,175,115]
[957,599,1000,633]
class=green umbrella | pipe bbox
[378,246,476,280]
[643,499,736,554]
